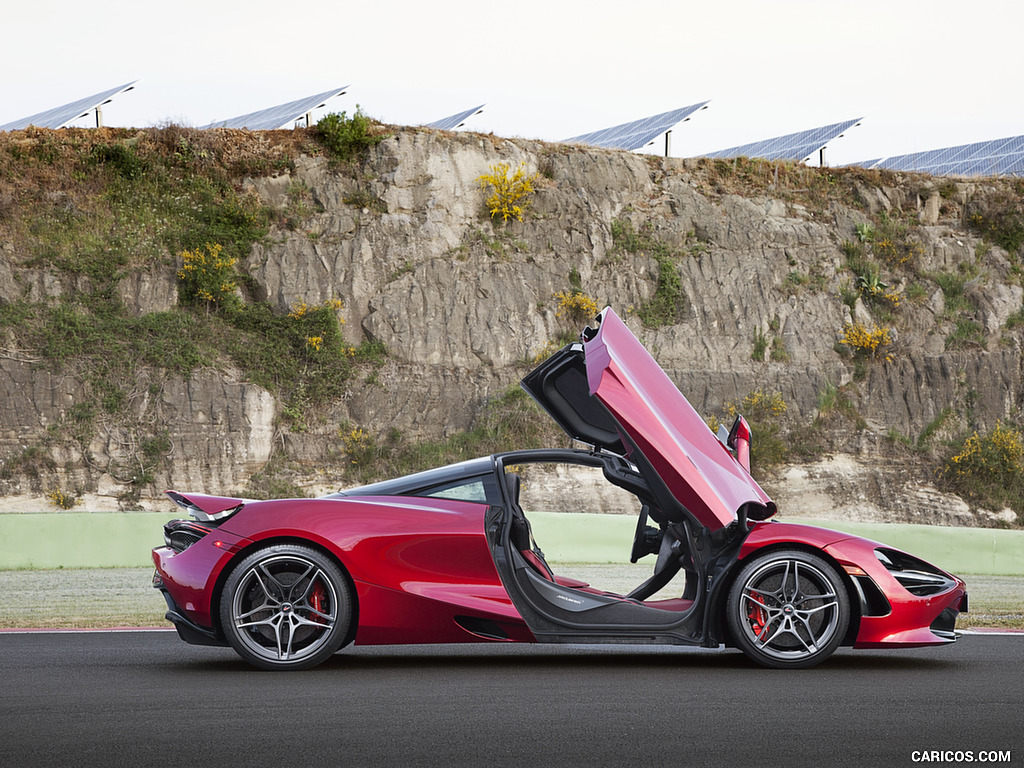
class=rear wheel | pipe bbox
[727,549,849,669]
[220,544,353,671]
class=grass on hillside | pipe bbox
[0,125,389,501]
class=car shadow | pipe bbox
[158,643,964,675]
[308,644,962,674]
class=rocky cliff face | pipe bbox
[1,126,1022,526]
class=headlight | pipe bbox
[875,548,956,596]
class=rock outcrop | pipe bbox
[1,127,1022,525]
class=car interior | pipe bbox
[502,462,697,614]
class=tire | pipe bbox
[220,544,354,671]
[726,549,849,670]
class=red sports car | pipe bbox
[152,307,967,670]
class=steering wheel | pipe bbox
[630,504,661,563]
[627,526,681,600]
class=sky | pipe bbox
[4,0,1023,167]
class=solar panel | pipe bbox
[426,104,485,131]
[863,134,1024,177]
[702,117,862,163]
[562,102,710,151]
[0,81,137,131]
[203,87,349,130]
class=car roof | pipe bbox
[322,456,495,499]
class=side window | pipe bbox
[510,462,640,516]
[421,474,500,504]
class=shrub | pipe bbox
[873,214,923,267]
[770,336,789,362]
[46,488,79,510]
[816,380,865,428]
[967,194,1024,256]
[852,215,922,271]
[839,321,892,359]
[610,219,687,329]
[942,422,1024,517]
[854,266,901,309]
[315,108,385,162]
[635,251,687,329]
[176,243,238,309]
[529,339,562,365]
[287,299,346,361]
[90,143,148,180]
[476,162,538,223]
[721,390,789,476]
[554,290,599,325]
[840,239,865,260]
[752,328,769,361]
[725,390,787,422]
[930,268,976,315]
[341,424,377,467]
[1005,307,1024,330]
[946,318,986,350]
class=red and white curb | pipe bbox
[0,627,173,634]
[957,628,1024,635]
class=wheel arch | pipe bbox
[708,541,862,648]
[209,535,360,649]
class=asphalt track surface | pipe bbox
[1,631,1020,768]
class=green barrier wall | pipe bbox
[788,519,1024,576]
[0,513,169,569]
[2,511,1022,575]
[528,513,1024,575]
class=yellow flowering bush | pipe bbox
[289,298,344,320]
[46,488,79,510]
[947,422,1024,479]
[530,340,562,364]
[177,243,238,307]
[476,162,538,223]
[554,290,599,325]
[942,422,1024,517]
[858,214,924,268]
[724,390,787,422]
[840,322,892,359]
[874,235,924,267]
[712,390,790,475]
[967,197,1024,256]
[285,299,346,360]
[341,425,378,467]
[855,270,902,310]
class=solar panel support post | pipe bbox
[95,106,103,129]
[665,130,672,157]
[819,146,826,167]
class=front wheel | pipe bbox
[726,549,849,669]
[220,544,354,671]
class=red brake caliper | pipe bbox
[747,593,768,638]
[310,581,326,624]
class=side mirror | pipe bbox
[727,415,752,473]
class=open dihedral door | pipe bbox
[490,450,705,646]
[522,307,775,531]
